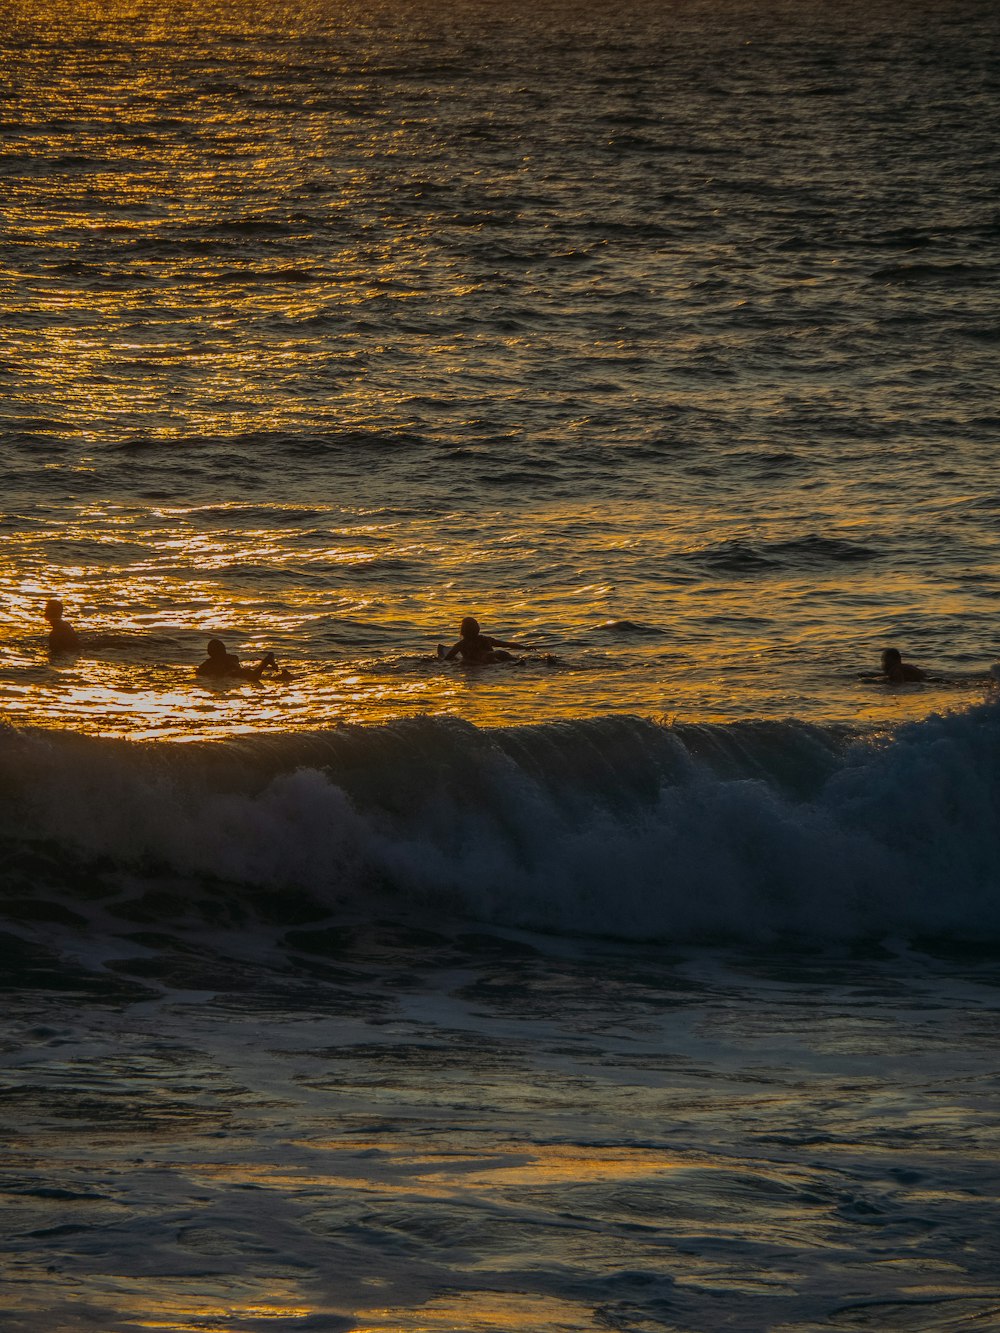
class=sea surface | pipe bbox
[2,0,1000,1329]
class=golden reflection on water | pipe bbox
[5,0,998,745]
[4,574,988,734]
[4,60,992,739]
[6,396,987,736]
[121,1292,315,1333]
[354,1292,602,1332]
[191,1142,706,1193]
[122,1289,607,1333]
[164,1141,711,1332]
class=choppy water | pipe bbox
[3,0,1000,1328]
[3,0,999,734]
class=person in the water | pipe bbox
[197,639,292,683]
[44,599,80,653]
[880,647,926,682]
[442,617,526,664]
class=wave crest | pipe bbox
[2,704,998,944]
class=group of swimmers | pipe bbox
[44,599,295,682]
[43,605,527,678]
[44,599,945,685]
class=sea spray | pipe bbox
[3,702,999,945]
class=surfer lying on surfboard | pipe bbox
[197,639,294,683]
[439,617,527,665]
[879,647,926,682]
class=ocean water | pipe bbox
[3,0,1000,1328]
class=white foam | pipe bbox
[4,702,999,943]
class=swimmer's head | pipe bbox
[460,616,480,638]
[881,648,902,671]
[44,599,64,623]
[206,638,227,659]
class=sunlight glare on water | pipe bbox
[3,0,999,737]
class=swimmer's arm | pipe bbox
[490,638,525,650]
[444,640,463,661]
[243,653,279,682]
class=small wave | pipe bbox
[771,535,877,562]
[198,218,314,238]
[105,429,431,458]
[190,503,329,525]
[189,267,327,286]
[594,620,666,636]
[957,324,1000,344]
[870,262,992,285]
[682,540,778,573]
[683,535,877,574]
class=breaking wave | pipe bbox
[2,701,999,946]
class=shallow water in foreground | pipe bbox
[5,925,1000,1333]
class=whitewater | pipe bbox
[6,703,1000,946]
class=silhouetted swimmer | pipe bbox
[44,599,80,654]
[880,647,926,683]
[197,639,293,684]
[440,616,526,665]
